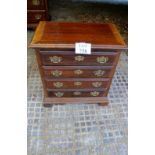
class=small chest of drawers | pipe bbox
[30,22,126,106]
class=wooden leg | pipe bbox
[43,103,53,108]
[98,101,108,106]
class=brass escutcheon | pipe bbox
[50,56,62,63]
[75,55,85,62]
[73,91,81,95]
[92,82,102,88]
[74,69,83,75]
[53,82,63,88]
[35,14,41,20]
[51,70,62,77]
[96,56,108,64]
[32,0,40,6]
[55,92,64,97]
[74,81,82,86]
[90,91,100,96]
[94,70,105,77]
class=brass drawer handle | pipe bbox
[74,69,83,75]
[74,81,82,86]
[35,14,42,20]
[55,92,64,97]
[97,56,108,64]
[92,82,102,88]
[32,0,40,6]
[73,91,81,95]
[51,70,62,77]
[50,56,62,63]
[94,70,105,77]
[90,91,100,96]
[53,82,63,88]
[75,55,85,62]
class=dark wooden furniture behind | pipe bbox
[30,22,126,106]
[27,0,48,28]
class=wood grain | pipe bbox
[42,66,114,78]
[40,52,119,66]
[27,11,46,23]
[45,78,110,89]
[47,90,106,97]
[29,22,127,49]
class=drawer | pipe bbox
[47,89,106,97]
[42,66,114,78]
[28,0,46,10]
[27,11,47,23]
[45,78,110,89]
[39,51,119,66]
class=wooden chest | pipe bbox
[30,22,126,106]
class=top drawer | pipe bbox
[39,51,120,66]
[27,0,46,10]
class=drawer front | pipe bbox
[40,52,119,66]
[28,0,46,10]
[42,66,113,78]
[45,79,110,89]
[47,90,106,97]
[27,11,46,23]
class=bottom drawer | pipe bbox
[47,90,106,97]
[27,11,47,23]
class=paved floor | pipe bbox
[28,2,128,155]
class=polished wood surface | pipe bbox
[30,22,127,106]
[27,11,47,23]
[47,90,106,97]
[45,78,110,89]
[42,66,114,78]
[27,0,46,10]
[48,90,105,97]
[40,52,119,66]
[30,22,126,49]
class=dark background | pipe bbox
[48,0,128,44]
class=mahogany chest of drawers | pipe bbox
[30,21,126,106]
[27,0,48,28]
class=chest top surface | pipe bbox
[30,21,126,49]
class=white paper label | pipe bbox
[75,43,91,55]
